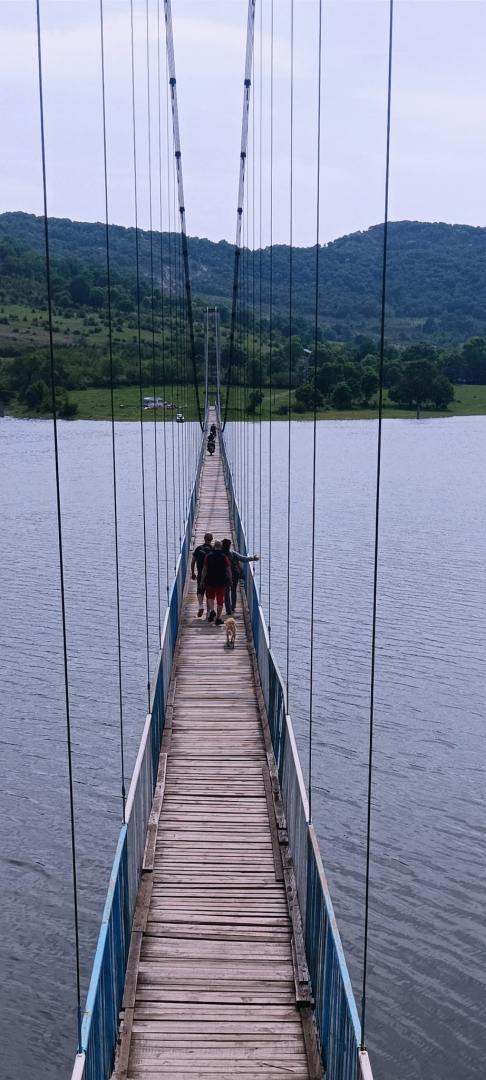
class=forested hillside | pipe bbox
[1,212,486,344]
[1,211,486,420]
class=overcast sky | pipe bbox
[0,0,485,248]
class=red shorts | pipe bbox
[205,585,226,605]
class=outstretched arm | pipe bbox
[233,549,259,563]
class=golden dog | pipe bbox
[225,617,236,649]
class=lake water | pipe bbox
[1,414,485,1080]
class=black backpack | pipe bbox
[195,543,212,575]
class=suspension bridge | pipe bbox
[28,0,395,1076]
[71,398,371,1080]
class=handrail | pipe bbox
[219,420,374,1080]
[71,433,204,1080]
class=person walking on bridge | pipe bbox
[221,538,259,615]
[200,540,232,626]
[191,532,213,618]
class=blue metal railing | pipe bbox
[220,424,373,1080]
[71,434,204,1080]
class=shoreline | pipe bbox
[3,382,486,424]
[4,405,486,423]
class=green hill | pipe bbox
[1,212,486,345]
[1,212,486,421]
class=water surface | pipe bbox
[1,414,485,1080]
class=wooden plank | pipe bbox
[113,1007,134,1080]
[262,762,284,882]
[121,933,143,1010]
[142,755,167,872]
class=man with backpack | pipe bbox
[200,540,232,625]
[221,538,259,615]
[191,532,213,617]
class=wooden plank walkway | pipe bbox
[115,411,315,1080]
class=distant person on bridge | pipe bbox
[221,538,259,615]
[207,436,215,456]
[191,532,213,618]
[200,540,232,626]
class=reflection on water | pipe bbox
[1,415,485,1080]
[225,415,486,1080]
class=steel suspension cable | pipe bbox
[267,0,274,640]
[308,0,323,824]
[156,0,170,608]
[100,0,126,822]
[252,77,256,556]
[164,0,204,431]
[258,0,263,591]
[173,158,182,543]
[145,0,162,640]
[130,0,151,710]
[285,0,294,701]
[361,0,394,1051]
[165,52,177,571]
[222,0,256,431]
[248,179,251,532]
[36,0,82,1050]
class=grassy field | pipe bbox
[63,383,485,422]
[5,379,486,423]
[0,301,158,349]
[2,296,486,421]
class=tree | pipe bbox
[383,363,401,388]
[57,390,78,419]
[441,349,465,382]
[354,336,376,361]
[462,337,486,382]
[24,378,49,410]
[389,359,437,411]
[70,275,91,305]
[281,335,304,368]
[246,389,264,414]
[316,362,342,396]
[341,362,362,395]
[89,286,106,309]
[430,375,454,409]
[361,367,379,405]
[401,343,438,363]
[294,384,324,412]
[331,381,353,409]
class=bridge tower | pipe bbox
[204,306,222,420]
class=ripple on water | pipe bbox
[1,415,485,1080]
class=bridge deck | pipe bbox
[115,417,312,1079]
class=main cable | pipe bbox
[164,0,204,431]
[100,0,126,822]
[361,0,394,1051]
[36,0,82,1051]
[308,0,323,824]
[222,0,256,430]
